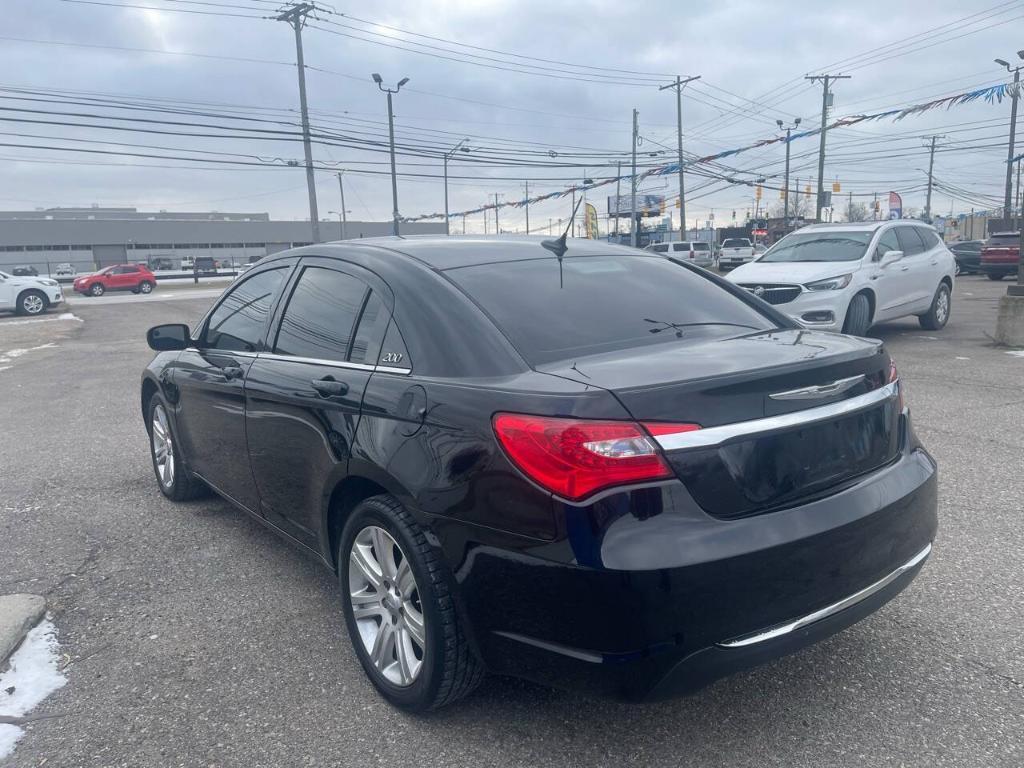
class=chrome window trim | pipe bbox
[256,351,411,375]
[717,543,931,648]
[184,347,259,359]
[653,380,899,451]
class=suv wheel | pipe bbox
[339,495,483,711]
[16,290,48,316]
[842,293,871,336]
[919,282,951,330]
[986,272,1004,281]
[89,283,105,296]
[138,281,154,294]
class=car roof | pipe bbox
[266,235,654,271]
[796,221,935,234]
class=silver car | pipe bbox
[646,240,714,268]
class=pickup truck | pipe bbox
[718,238,756,271]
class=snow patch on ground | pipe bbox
[1005,350,1024,357]
[0,312,82,326]
[0,619,67,760]
[0,343,57,366]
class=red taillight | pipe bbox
[492,414,700,501]
[888,359,905,410]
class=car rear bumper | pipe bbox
[451,418,937,700]
[981,262,1019,276]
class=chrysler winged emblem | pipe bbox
[769,374,865,401]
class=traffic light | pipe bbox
[755,185,763,200]
[832,180,841,193]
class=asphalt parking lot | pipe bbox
[1,277,1022,767]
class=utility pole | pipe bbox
[631,108,639,248]
[277,3,320,243]
[336,171,347,241]
[614,161,621,240]
[493,194,502,234]
[923,134,945,221]
[1016,157,1022,229]
[372,73,409,236]
[462,214,466,235]
[847,190,853,222]
[660,75,700,239]
[873,192,879,221]
[777,118,801,232]
[571,186,576,237]
[805,73,850,222]
[994,56,1021,227]
[523,181,530,234]
[443,138,470,236]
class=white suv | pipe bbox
[726,222,956,335]
[0,270,65,316]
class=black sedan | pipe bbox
[141,236,937,711]
[950,239,984,275]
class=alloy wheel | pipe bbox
[140,282,153,294]
[22,294,45,314]
[936,289,950,325]
[151,404,175,488]
[348,525,425,687]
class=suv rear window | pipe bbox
[692,242,710,251]
[722,239,750,248]
[987,233,1021,247]
[446,255,776,365]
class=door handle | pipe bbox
[311,377,349,397]
[221,365,244,380]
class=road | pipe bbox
[1,276,1022,767]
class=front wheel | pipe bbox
[138,281,154,294]
[987,272,1004,281]
[340,495,483,711]
[919,282,951,330]
[89,283,105,296]
[148,395,206,501]
[16,290,48,316]
[842,293,871,336]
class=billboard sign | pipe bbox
[608,194,665,218]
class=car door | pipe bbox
[869,225,923,320]
[108,265,133,290]
[895,226,937,312]
[244,258,392,551]
[915,227,949,308]
[173,265,291,512]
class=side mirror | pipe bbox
[878,249,903,267]
[147,323,191,351]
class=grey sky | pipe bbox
[1,0,1020,232]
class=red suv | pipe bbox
[73,264,157,297]
[980,231,1020,281]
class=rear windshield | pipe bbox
[692,242,711,251]
[722,239,750,248]
[987,234,1020,247]
[648,244,670,253]
[446,255,777,364]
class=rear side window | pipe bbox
[274,266,368,362]
[672,243,690,252]
[895,226,926,256]
[205,267,287,352]
[649,244,669,253]
[446,255,775,365]
[917,228,941,249]
[350,291,389,365]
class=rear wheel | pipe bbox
[16,290,48,316]
[918,283,951,330]
[138,281,154,294]
[987,272,1004,281]
[842,293,871,336]
[339,495,483,711]
[89,283,105,296]
[148,395,205,501]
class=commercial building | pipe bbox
[0,207,446,275]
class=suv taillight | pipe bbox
[492,414,700,501]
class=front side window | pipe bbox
[895,226,926,256]
[874,229,900,260]
[274,267,368,361]
[204,267,287,352]
[760,231,873,263]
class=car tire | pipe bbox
[986,273,1004,281]
[89,283,105,296]
[842,293,871,336]
[919,282,951,330]
[148,394,206,501]
[339,494,484,712]
[138,281,154,294]
[16,289,48,316]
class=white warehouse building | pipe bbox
[0,207,446,275]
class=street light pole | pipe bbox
[631,108,639,248]
[373,73,409,237]
[336,172,347,241]
[660,75,700,240]
[777,118,801,232]
[994,57,1022,229]
[443,138,470,236]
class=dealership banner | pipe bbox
[888,192,903,219]
[584,203,599,238]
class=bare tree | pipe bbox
[846,202,870,222]
[767,191,811,220]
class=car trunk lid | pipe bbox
[539,328,901,517]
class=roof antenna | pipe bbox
[542,193,585,288]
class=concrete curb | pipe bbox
[0,594,47,668]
